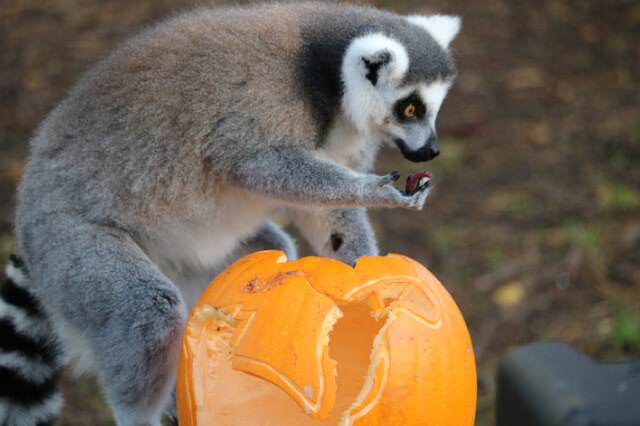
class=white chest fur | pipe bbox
[321,113,379,171]
[139,188,276,279]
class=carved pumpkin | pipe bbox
[177,251,476,425]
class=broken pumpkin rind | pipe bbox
[177,250,477,425]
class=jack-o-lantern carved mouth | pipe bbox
[177,251,476,426]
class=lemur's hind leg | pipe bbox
[25,220,187,426]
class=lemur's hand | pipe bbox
[401,173,431,210]
[361,171,431,210]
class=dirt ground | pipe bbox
[1,0,639,425]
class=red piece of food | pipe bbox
[405,172,432,194]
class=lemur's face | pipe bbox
[341,15,459,163]
[379,79,451,162]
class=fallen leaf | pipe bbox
[492,281,526,307]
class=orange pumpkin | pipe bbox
[177,251,476,425]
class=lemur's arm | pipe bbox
[210,143,430,209]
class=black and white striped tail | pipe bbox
[0,255,64,426]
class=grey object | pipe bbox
[497,342,640,426]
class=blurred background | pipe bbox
[1,0,638,424]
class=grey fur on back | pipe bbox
[18,3,453,233]
[3,3,459,425]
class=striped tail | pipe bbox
[0,255,65,426]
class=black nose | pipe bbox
[425,134,440,160]
[393,135,441,163]
[428,146,440,159]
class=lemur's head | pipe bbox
[341,15,460,162]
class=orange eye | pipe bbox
[403,104,416,117]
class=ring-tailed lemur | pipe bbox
[0,3,460,425]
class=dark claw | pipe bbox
[390,171,401,181]
[402,179,431,199]
[418,179,431,191]
[330,233,344,252]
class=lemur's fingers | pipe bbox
[377,171,401,187]
[404,180,432,210]
[360,171,431,209]
[361,172,400,198]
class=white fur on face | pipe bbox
[341,33,409,134]
[406,15,461,48]
[419,79,452,128]
[378,79,452,152]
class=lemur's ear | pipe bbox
[362,50,392,86]
[406,15,461,48]
[341,34,409,132]
[342,34,409,88]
